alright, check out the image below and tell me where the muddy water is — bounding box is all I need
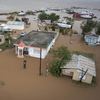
[0,11,100,100]
[0,0,100,12]
[0,34,100,100]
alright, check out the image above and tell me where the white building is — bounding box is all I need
[7,21,24,30]
[14,30,59,59]
[0,24,12,32]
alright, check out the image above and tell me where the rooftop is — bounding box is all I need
[7,21,24,25]
[61,54,96,76]
[14,30,57,49]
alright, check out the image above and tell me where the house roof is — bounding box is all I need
[63,16,68,18]
[18,42,25,47]
[85,32,92,35]
[61,54,96,76]
[85,32,99,37]
[7,21,24,25]
[14,30,57,49]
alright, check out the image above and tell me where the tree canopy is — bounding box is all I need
[38,12,59,22]
[80,20,97,37]
[95,22,100,35]
[49,46,72,77]
[15,18,21,21]
[38,12,48,21]
[48,13,59,22]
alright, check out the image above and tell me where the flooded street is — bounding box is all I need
[0,33,100,100]
[0,7,100,100]
[0,0,100,12]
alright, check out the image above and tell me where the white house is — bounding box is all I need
[7,21,24,30]
[14,30,59,59]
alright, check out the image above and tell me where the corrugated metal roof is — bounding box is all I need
[7,21,24,25]
[62,54,96,76]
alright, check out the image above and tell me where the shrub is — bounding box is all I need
[15,18,20,21]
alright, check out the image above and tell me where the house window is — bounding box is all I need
[64,71,70,74]
[79,74,86,80]
[23,47,28,51]
[34,49,40,54]
[0,39,1,42]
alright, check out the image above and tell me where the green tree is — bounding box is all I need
[38,12,48,21]
[48,13,59,23]
[95,22,100,35]
[49,46,72,77]
[59,27,64,33]
[51,24,56,31]
[80,20,97,37]
[15,18,20,21]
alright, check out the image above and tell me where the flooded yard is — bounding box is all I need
[0,33,100,100]
[0,11,100,100]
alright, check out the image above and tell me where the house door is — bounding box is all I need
[23,47,28,55]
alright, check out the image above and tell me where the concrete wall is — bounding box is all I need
[62,69,73,76]
[39,27,59,34]
[47,28,59,33]
[46,32,59,53]
[28,47,46,59]
[62,69,93,84]
[0,35,5,45]
[73,71,93,84]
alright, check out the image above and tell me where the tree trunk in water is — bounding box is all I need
[80,69,88,83]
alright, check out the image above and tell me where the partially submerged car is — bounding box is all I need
[20,32,26,37]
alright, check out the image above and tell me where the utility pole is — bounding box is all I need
[39,48,42,75]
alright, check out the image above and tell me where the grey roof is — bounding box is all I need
[7,21,24,25]
[14,30,57,48]
[61,54,96,76]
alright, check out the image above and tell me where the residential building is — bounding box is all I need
[7,21,24,30]
[61,54,96,84]
[14,30,59,58]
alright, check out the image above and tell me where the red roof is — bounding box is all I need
[63,16,68,18]
[18,42,25,47]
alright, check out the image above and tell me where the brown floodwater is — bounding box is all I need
[0,11,100,100]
